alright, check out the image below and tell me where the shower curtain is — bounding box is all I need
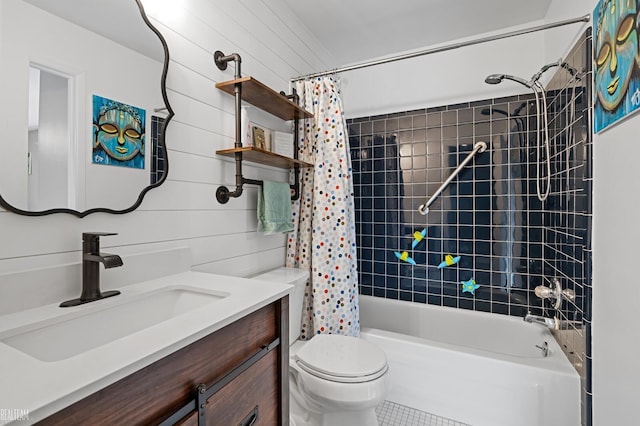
[286,76,360,339]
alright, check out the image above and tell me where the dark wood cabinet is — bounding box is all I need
[39,297,289,425]
[178,352,278,425]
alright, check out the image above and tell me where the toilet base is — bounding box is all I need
[290,394,379,426]
[321,408,379,426]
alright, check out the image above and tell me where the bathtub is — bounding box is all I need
[359,295,580,426]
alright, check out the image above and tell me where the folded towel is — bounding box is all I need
[258,181,294,234]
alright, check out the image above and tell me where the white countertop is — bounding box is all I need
[0,271,292,424]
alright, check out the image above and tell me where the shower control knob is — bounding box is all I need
[534,278,573,310]
[534,285,555,299]
[561,288,576,302]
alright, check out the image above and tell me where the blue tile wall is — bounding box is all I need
[349,94,544,317]
[543,30,592,426]
[150,115,166,185]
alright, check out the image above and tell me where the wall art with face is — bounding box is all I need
[92,95,145,168]
[594,0,640,132]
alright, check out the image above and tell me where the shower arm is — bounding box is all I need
[418,141,487,215]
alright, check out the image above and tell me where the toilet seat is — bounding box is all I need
[295,334,388,383]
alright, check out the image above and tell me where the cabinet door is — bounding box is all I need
[178,351,278,425]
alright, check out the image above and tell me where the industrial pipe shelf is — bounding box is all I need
[215,77,313,121]
[215,146,313,169]
[213,50,313,204]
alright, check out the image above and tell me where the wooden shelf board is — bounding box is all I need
[216,146,313,169]
[215,77,313,121]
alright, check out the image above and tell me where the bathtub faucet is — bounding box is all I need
[534,277,576,310]
[524,312,558,329]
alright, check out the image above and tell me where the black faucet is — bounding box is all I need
[60,232,123,307]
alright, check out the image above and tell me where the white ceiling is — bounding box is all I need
[281,0,554,67]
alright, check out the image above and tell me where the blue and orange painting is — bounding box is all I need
[92,95,145,169]
[593,0,640,132]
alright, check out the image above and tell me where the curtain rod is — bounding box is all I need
[291,14,590,82]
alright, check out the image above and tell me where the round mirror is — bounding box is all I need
[0,0,173,217]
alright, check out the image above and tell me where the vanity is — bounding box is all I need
[0,272,292,425]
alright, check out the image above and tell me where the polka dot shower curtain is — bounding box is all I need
[286,76,360,339]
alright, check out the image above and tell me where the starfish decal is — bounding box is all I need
[461,278,480,294]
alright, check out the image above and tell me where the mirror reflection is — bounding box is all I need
[0,0,170,216]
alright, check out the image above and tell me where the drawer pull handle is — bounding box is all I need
[239,405,259,426]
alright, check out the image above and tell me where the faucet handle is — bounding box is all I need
[83,232,118,240]
[82,232,118,253]
[561,288,576,301]
[535,278,572,310]
[534,286,555,299]
[82,232,118,243]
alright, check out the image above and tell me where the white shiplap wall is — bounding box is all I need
[0,0,334,303]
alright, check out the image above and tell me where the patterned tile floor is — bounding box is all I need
[376,400,471,426]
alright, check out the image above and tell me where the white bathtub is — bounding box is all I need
[359,295,580,426]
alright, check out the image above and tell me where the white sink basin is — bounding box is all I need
[1,286,228,362]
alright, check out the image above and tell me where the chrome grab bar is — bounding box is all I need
[418,141,487,215]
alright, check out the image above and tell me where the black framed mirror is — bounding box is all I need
[0,0,173,217]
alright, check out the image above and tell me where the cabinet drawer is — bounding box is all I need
[179,351,278,425]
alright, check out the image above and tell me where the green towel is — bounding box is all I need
[257,181,294,234]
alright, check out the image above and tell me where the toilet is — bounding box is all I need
[253,267,389,426]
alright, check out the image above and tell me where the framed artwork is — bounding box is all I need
[92,95,146,168]
[593,0,640,133]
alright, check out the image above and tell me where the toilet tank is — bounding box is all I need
[252,267,309,343]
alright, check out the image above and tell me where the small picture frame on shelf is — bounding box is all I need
[252,126,266,150]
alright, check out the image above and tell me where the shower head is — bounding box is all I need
[484,74,505,84]
[481,102,528,122]
[484,74,533,88]
[481,107,509,117]
[512,101,529,116]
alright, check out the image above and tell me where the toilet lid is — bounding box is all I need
[295,334,388,383]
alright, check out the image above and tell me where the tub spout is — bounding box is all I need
[524,312,558,329]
